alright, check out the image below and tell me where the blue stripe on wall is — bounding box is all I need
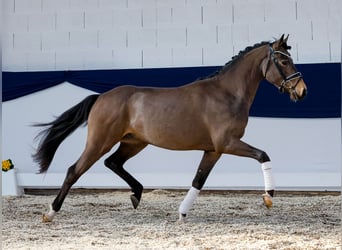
[2,63,341,118]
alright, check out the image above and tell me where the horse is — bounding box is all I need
[33,34,307,222]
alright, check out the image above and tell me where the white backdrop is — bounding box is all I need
[2,0,341,191]
[2,0,341,71]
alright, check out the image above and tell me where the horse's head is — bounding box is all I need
[262,34,307,101]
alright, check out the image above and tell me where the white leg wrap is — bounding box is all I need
[47,204,56,220]
[261,161,275,191]
[179,187,200,215]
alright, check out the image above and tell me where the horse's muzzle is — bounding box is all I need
[292,79,307,101]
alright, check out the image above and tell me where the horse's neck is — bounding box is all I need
[218,46,267,107]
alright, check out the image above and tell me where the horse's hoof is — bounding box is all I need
[42,214,52,223]
[262,193,273,209]
[177,213,186,223]
[130,194,140,209]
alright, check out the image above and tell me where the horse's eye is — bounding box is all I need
[281,60,289,66]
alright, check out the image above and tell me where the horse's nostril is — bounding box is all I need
[302,88,307,97]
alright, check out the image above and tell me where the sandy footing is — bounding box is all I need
[2,190,341,249]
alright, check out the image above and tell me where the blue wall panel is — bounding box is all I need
[3,63,341,118]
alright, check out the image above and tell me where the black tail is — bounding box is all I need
[32,94,99,173]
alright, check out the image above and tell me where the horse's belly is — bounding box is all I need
[137,121,214,151]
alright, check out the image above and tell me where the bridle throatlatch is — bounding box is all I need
[264,45,302,93]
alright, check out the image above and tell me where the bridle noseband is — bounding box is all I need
[264,45,302,93]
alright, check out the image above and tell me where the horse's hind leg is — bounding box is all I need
[43,144,109,222]
[179,151,221,221]
[104,140,147,209]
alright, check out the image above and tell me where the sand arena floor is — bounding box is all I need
[2,189,341,250]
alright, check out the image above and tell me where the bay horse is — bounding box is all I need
[33,35,307,222]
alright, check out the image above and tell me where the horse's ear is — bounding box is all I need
[273,34,285,49]
[274,34,290,49]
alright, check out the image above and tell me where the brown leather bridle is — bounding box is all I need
[264,45,302,94]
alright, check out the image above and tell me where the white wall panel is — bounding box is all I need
[264,0,296,22]
[248,21,312,46]
[156,7,172,27]
[55,49,85,70]
[2,32,14,50]
[113,8,142,28]
[85,10,113,30]
[327,0,342,23]
[68,0,99,9]
[202,4,233,25]
[186,0,218,7]
[283,21,312,42]
[329,41,342,63]
[27,52,56,71]
[217,25,232,45]
[56,11,85,31]
[98,0,127,9]
[112,48,142,68]
[98,29,127,48]
[41,31,70,51]
[127,28,157,48]
[172,6,202,27]
[3,13,28,32]
[296,0,330,22]
[69,30,98,49]
[156,0,185,8]
[248,21,274,45]
[127,0,156,8]
[233,1,265,24]
[142,48,173,68]
[2,0,341,74]
[2,51,28,71]
[172,47,203,67]
[231,23,249,43]
[203,46,233,66]
[297,40,330,63]
[3,0,14,13]
[157,27,186,47]
[312,20,329,42]
[142,8,157,28]
[28,13,56,31]
[83,49,115,69]
[312,20,341,43]
[14,32,41,51]
[42,0,69,11]
[14,0,42,13]
[186,25,217,47]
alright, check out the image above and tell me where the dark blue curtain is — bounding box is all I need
[2,63,341,118]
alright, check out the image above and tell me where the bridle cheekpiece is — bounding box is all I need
[265,45,302,93]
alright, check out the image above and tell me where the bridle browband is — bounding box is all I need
[264,45,302,93]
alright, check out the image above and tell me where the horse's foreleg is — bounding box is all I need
[223,139,275,208]
[104,141,147,209]
[178,151,221,221]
